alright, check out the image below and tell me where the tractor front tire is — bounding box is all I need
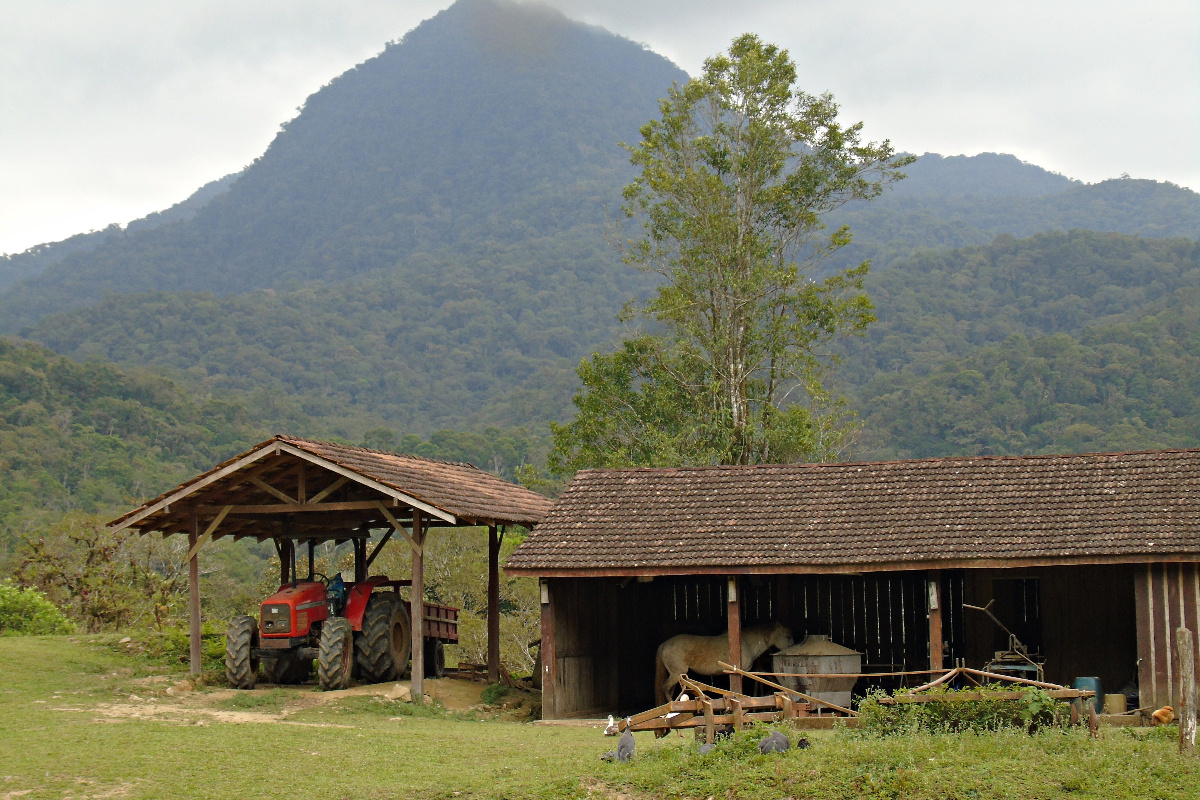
[225,616,259,690]
[424,639,446,679]
[318,618,354,691]
[263,654,310,685]
[357,593,411,683]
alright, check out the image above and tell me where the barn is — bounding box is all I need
[503,449,1200,719]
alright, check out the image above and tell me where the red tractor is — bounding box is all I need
[225,539,456,690]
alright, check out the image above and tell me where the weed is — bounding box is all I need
[482,682,511,704]
[219,688,287,710]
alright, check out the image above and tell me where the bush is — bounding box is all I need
[856,685,1072,735]
[0,579,74,635]
[481,683,512,705]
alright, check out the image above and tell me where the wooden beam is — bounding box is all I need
[187,511,202,676]
[248,476,297,505]
[488,524,501,684]
[198,501,389,514]
[375,502,421,555]
[928,570,944,672]
[540,579,556,719]
[186,505,233,561]
[727,576,742,694]
[276,442,455,524]
[110,441,280,532]
[309,476,349,504]
[364,528,394,572]
[297,462,306,504]
[410,511,426,705]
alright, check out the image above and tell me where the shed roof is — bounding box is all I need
[504,448,1200,576]
[111,435,553,534]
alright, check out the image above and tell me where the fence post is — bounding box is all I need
[1177,627,1196,754]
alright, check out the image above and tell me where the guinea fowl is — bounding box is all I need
[616,719,636,762]
[758,730,790,754]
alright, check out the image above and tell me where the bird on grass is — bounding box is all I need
[604,715,619,736]
[758,730,790,754]
[617,718,636,762]
[795,737,810,750]
[696,742,716,755]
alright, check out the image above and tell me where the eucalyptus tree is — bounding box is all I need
[550,34,912,471]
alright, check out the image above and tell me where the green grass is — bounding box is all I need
[2,636,1200,799]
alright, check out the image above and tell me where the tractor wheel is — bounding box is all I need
[263,654,310,685]
[356,592,411,684]
[318,618,354,691]
[225,615,259,690]
[424,639,446,679]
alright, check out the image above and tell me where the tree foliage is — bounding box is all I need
[552,35,911,470]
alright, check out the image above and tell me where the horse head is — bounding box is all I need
[769,621,794,651]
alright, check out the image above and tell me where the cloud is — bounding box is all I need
[1,0,1196,254]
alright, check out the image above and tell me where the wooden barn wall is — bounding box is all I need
[548,578,619,719]
[1136,563,1200,710]
[961,565,1137,694]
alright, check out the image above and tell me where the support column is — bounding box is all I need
[727,576,742,695]
[540,579,556,718]
[487,524,502,684]
[410,510,426,704]
[928,570,944,671]
[187,511,202,676]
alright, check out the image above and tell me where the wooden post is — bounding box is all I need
[487,524,501,684]
[727,576,743,694]
[410,510,425,704]
[1178,627,1197,754]
[928,571,944,671]
[540,579,556,719]
[187,511,202,676]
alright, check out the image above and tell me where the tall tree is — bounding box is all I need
[551,34,912,471]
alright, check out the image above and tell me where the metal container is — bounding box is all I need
[1103,693,1127,714]
[771,635,861,709]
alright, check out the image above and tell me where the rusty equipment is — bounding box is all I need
[963,599,1045,683]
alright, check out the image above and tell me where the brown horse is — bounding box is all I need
[654,621,793,703]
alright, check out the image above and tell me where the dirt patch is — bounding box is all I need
[580,778,642,800]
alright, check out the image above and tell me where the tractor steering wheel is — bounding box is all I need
[310,572,330,586]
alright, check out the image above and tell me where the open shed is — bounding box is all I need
[504,448,1200,719]
[111,435,552,696]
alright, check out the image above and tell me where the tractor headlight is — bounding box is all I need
[260,603,292,634]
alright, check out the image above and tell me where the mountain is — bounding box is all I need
[845,230,1200,459]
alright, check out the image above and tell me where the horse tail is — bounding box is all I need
[654,643,668,706]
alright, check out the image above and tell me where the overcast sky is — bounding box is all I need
[2,0,1196,255]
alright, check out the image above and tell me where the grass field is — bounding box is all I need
[2,636,1200,799]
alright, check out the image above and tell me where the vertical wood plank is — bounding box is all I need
[1178,626,1197,754]
[727,576,743,694]
[487,524,501,684]
[928,570,944,671]
[410,510,425,704]
[1163,564,1175,705]
[1137,564,1158,708]
[188,511,202,676]
[541,579,557,719]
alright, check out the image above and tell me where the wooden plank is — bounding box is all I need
[185,505,232,561]
[488,525,501,684]
[727,576,742,695]
[541,580,557,719]
[880,689,1092,704]
[309,476,349,505]
[1178,626,1197,753]
[248,476,297,505]
[928,570,944,671]
[729,697,743,731]
[375,503,421,555]
[410,511,426,705]
[198,500,390,514]
[110,441,280,532]
[187,512,201,676]
[718,661,856,716]
[703,699,715,744]
[363,528,394,572]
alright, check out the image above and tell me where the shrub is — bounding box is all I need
[0,579,74,635]
[481,683,512,704]
[856,685,1072,735]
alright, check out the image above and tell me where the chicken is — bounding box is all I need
[1152,706,1175,726]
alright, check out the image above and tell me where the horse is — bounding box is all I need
[654,621,793,704]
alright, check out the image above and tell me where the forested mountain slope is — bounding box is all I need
[847,231,1200,459]
[0,0,685,330]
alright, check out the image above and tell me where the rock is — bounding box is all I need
[384,684,411,702]
[118,637,132,644]
[697,743,716,755]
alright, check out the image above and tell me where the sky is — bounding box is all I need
[1,0,1196,256]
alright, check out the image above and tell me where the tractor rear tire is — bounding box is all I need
[225,616,259,690]
[356,592,411,683]
[318,618,354,691]
[424,639,446,679]
[263,654,310,685]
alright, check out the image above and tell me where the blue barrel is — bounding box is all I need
[1073,676,1102,715]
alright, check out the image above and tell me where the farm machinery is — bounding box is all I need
[225,537,457,690]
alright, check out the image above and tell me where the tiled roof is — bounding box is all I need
[504,449,1200,574]
[276,436,552,526]
[110,435,553,530]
